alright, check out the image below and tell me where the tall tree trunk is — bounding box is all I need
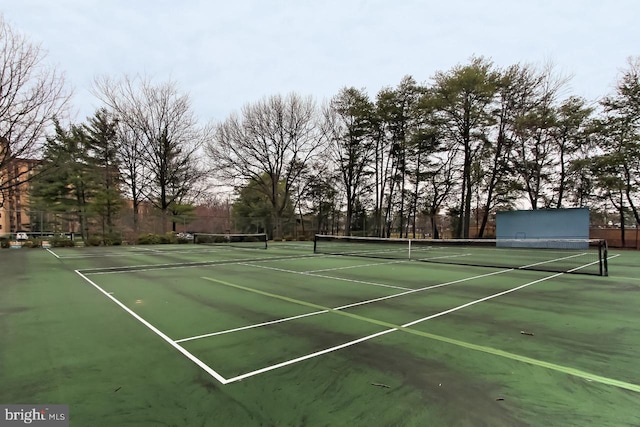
[133,202,139,234]
[430,212,440,239]
[619,193,626,248]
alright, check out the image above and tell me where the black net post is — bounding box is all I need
[602,240,608,277]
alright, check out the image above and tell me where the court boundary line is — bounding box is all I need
[74,270,230,384]
[303,259,409,273]
[175,310,330,343]
[46,248,60,259]
[201,275,640,393]
[52,247,622,388]
[176,251,607,343]
[48,248,225,259]
[46,245,262,260]
[78,253,319,275]
[237,262,413,291]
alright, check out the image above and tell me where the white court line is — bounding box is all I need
[239,262,413,291]
[225,330,396,383]
[55,252,160,259]
[181,251,600,343]
[74,270,229,384]
[46,248,60,259]
[51,243,277,260]
[50,247,226,259]
[304,259,409,273]
[80,254,318,275]
[54,248,614,385]
[223,271,562,383]
[402,273,563,327]
[221,251,612,382]
[521,252,587,268]
[175,268,512,342]
[175,310,329,343]
[412,253,473,261]
[135,247,161,253]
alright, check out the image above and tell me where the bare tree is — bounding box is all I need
[114,121,149,233]
[93,75,211,233]
[208,93,327,239]
[511,61,572,209]
[0,14,71,206]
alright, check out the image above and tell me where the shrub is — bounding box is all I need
[196,235,226,244]
[0,237,9,249]
[30,239,45,248]
[159,232,178,244]
[103,233,123,246]
[137,233,161,245]
[51,237,74,247]
[86,236,102,246]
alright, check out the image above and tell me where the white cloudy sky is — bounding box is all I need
[3,0,639,123]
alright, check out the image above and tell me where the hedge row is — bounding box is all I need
[0,236,74,248]
[1,232,192,249]
[136,233,190,245]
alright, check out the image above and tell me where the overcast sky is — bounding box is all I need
[3,1,639,123]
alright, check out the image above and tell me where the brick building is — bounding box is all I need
[0,138,38,235]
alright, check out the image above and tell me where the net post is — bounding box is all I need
[602,240,608,277]
[408,239,412,260]
[313,234,318,254]
[598,240,603,276]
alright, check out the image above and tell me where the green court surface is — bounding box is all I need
[1,242,639,426]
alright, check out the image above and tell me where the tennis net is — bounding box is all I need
[193,233,268,249]
[313,235,608,276]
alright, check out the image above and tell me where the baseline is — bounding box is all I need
[49,246,231,260]
[79,254,318,275]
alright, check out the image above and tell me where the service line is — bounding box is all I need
[202,275,640,393]
[174,267,512,343]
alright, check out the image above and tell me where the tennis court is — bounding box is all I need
[1,239,639,426]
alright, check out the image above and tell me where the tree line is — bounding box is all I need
[28,77,211,242]
[212,58,640,240]
[1,15,639,241]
